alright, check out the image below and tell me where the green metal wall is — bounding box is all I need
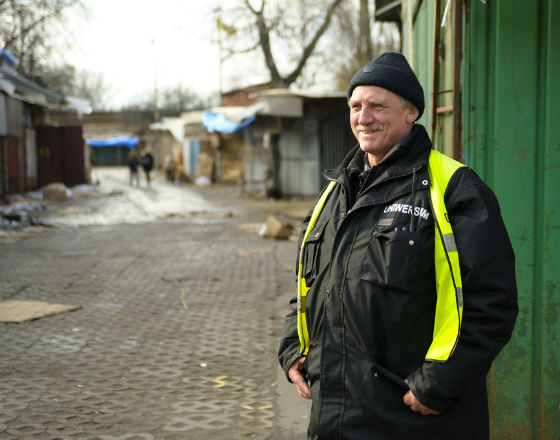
[406,0,559,438]
[410,0,434,133]
[92,146,130,167]
[407,0,456,157]
[463,1,560,439]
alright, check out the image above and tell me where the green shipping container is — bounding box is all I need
[403,0,560,438]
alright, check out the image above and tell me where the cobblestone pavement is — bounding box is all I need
[0,168,311,439]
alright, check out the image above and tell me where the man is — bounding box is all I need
[127,150,140,186]
[142,149,154,186]
[278,52,518,439]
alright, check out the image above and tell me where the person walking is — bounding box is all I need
[127,150,140,187]
[164,154,174,183]
[278,52,518,439]
[142,149,154,186]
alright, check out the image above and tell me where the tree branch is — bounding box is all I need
[284,0,344,85]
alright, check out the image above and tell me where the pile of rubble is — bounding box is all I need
[0,182,99,232]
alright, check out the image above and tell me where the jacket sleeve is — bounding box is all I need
[408,167,518,412]
[277,208,314,380]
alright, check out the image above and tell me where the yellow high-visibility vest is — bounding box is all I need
[297,150,465,362]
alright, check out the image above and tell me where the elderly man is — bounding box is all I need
[278,52,518,439]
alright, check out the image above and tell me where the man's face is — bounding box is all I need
[348,85,419,166]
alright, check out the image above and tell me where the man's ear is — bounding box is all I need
[407,106,419,123]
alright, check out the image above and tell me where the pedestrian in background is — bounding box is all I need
[127,150,140,186]
[142,149,154,186]
[278,52,518,439]
[164,154,174,182]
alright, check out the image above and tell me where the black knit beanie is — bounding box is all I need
[347,52,425,120]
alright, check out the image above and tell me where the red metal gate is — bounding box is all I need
[1,135,22,195]
[36,126,85,187]
[62,127,85,187]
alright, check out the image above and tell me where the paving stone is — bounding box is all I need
[0,180,308,439]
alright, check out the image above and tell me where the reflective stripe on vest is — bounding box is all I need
[296,150,465,362]
[296,180,337,356]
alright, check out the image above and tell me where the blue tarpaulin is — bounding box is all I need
[0,48,19,66]
[86,137,139,149]
[202,110,256,134]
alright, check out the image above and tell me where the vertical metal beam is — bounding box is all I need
[430,0,442,142]
[452,0,462,161]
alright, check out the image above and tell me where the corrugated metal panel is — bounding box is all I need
[243,125,267,194]
[278,99,352,198]
[5,96,24,138]
[318,99,355,181]
[24,128,36,189]
[404,0,560,438]
[279,114,320,197]
[463,1,560,438]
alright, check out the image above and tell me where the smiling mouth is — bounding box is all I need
[357,125,383,134]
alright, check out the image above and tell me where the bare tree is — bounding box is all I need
[357,0,373,64]
[330,0,400,90]
[35,63,110,111]
[0,0,83,78]
[71,70,110,111]
[216,0,344,89]
[121,85,207,117]
[159,85,206,114]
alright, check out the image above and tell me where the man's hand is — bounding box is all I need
[288,357,312,399]
[403,379,439,415]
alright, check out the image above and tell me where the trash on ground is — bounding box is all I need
[71,184,100,198]
[0,299,81,323]
[0,197,46,232]
[212,375,228,388]
[195,176,211,186]
[43,182,70,201]
[260,214,295,240]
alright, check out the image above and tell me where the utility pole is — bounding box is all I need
[215,6,223,96]
[152,38,160,122]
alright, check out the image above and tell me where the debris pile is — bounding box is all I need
[259,214,295,240]
[1,183,100,233]
[0,196,45,230]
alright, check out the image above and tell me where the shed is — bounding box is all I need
[0,49,88,195]
[245,89,354,198]
[86,137,139,167]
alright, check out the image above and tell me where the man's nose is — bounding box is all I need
[357,108,374,125]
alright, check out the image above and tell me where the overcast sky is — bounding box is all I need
[64,0,236,109]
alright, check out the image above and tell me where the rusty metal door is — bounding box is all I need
[1,135,21,194]
[36,126,85,187]
[62,126,85,187]
[36,126,64,186]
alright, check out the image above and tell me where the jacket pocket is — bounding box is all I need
[359,228,420,292]
[301,219,329,286]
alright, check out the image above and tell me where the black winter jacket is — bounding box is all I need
[278,125,518,440]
